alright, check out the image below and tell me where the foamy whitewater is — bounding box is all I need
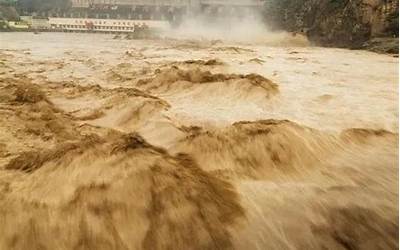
[0,31,398,249]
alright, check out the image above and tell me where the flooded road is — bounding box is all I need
[0,32,398,249]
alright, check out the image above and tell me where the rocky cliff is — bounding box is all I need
[264,0,398,52]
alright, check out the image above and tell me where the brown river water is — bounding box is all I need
[0,32,398,249]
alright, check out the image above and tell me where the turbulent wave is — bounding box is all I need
[134,67,279,106]
[1,133,244,250]
[0,35,398,250]
[172,119,336,179]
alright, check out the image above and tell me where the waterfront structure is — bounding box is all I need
[7,20,29,29]
[11,0,265,32]
[70,0,264,8]
[71,0,191,8]
[15,0,264,24]
[66,0,264,21]
[21,16,51,29]
[48,17,168,32]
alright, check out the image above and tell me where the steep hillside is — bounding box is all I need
[0,4,19,21]
[264,0,399,52]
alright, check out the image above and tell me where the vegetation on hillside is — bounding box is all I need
[16,0,71,14]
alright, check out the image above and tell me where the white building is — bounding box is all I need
[48,17,170,32]
[7,21,29,29]
[71,0,192,8]
[70,0,264,8]
[20,16,51,29]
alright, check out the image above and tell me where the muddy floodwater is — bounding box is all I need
[0,32,398,249]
